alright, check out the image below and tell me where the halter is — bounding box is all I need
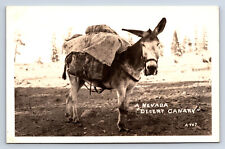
[145,58,158,64]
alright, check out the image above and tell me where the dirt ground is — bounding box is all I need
[15,81,211,136]
[14,53,212,136]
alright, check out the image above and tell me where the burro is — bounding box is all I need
[62,18,167,132]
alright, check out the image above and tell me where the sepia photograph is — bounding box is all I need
[6,6,219,143]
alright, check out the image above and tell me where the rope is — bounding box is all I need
[83,81,105,95]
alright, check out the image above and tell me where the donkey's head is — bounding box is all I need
[122,18,166,76]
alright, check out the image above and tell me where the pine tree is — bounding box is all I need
[181,36,187,52]
[14,33,25,62]
[202,29,208,51]
[182,36,192,53]
[187,37,193,52]
[171,30,180,56]
[51,33,59,62]
[194,29,199,52]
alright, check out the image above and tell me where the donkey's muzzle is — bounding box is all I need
[145,65,158,76]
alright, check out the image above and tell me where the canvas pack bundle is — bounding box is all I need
[63,24,131,81]
[63,25,131,66]
[66,52,110,81]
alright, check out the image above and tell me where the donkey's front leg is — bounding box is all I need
[116,86,129,132]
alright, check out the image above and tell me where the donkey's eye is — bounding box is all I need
[157,42,160,47]
[142,44,146,47]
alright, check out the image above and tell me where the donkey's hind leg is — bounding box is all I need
[66,75,84,123]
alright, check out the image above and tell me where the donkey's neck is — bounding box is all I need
[115,40,144,81]
[126,40,144,69]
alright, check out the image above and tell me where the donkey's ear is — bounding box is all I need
[153,18,167,35]
[122,29,144,37]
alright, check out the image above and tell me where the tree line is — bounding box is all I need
[171,29,208,56]
[14,28,209,63]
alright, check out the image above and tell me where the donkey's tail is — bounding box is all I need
[62,64,67,80]
[62,52,74,80]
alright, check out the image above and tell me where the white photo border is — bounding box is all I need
[6,6,220,143]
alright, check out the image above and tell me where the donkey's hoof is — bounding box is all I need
[119,127,130,132]
[72,118,80,124]
[117,123,129,132]
[65,113,70,117]
[72,120,80,124]
[65,117,73,123]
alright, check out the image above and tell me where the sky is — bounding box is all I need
[7,6,219,63]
